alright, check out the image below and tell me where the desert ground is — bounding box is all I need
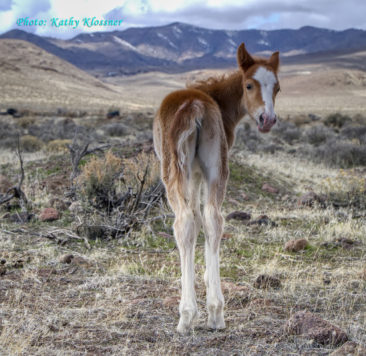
[0,39,366,355]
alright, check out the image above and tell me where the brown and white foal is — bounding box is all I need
[153,43,280,334]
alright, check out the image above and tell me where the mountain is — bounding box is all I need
[1,23,366,75]
[0,39,127,112]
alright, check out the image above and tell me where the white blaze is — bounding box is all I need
[253,67,277,117]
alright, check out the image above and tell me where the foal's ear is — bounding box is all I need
[269,51,280,72]
[237,43,255,72]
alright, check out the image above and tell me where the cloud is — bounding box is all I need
[0,0,365,38]
[0,0,12,11]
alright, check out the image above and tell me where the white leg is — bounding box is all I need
[174,206,198,334]
[203,203,225,329]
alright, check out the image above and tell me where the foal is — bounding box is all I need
[153,43,280,334]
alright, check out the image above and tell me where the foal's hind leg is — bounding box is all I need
[202,167,228,330]
[166,177,201,334]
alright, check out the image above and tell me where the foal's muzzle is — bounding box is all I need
[258,113,277,133]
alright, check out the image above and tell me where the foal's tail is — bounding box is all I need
[168,99,204,193]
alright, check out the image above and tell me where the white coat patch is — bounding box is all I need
[253,67,277,116]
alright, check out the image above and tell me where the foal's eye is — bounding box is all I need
[246,84,253,90]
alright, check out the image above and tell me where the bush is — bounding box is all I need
[271,122,302,144]
[340,125,366,141]
[324,113,352,128]
[17,117,36,128]
[45,139,72,153]
[101,123,128,137]
[28,118,96,142]
[235,125,262,152]
[20,135,44,152]
[76,150,164,239]
[78,150,122,209]
[312,140,366,167]
[0,121,17,149]
[305,125,334,146]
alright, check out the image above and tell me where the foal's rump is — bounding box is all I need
[165,92,223,192]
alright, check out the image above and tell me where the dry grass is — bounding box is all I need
[0,138,365,355]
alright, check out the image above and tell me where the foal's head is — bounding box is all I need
[237,43,280,133]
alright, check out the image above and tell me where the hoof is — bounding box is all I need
[177,321,192,335]
[207,318,226,330]
[207,304,225,330]
[177,308,197,335]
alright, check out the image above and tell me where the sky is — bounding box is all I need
[0,0,365,39]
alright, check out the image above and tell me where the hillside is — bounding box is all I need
[0,39,138,112]
[1,23,366,75]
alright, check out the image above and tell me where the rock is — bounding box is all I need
[0,175,12,194]
[284,238,309,252]
[329,341,366,356]
[222,232,233,239]
[60,254,74,264]
[107,110,120,119]
[226,211,251,221]
[0,266,6,276]
[249,215,277,227]
[6,108,18,116]
[39,208,60,222]
[253,274,281,289]
[284,310,348,346]
[262,183,279,194]
[298,192,326,207]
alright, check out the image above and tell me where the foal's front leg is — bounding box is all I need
[174,205,198,334]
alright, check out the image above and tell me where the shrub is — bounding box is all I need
[20,135,44,152]
[271,122,302,144]
[305,125,334,146]
[123,152,160,189]
[0,121,17,149]
[340,125,366,141]
[324,113,351,128]
[45,139,72,153]
[76,150,164,239]
[312,140,366,167]
[101,123,128,137]
[78,150,122,209]
[17,117,36,128]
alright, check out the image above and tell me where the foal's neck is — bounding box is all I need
[201,71,246,148]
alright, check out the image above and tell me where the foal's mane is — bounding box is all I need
[186,56,269,94]
[186,70,242,93]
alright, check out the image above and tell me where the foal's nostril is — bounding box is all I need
[259,114,264,126]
